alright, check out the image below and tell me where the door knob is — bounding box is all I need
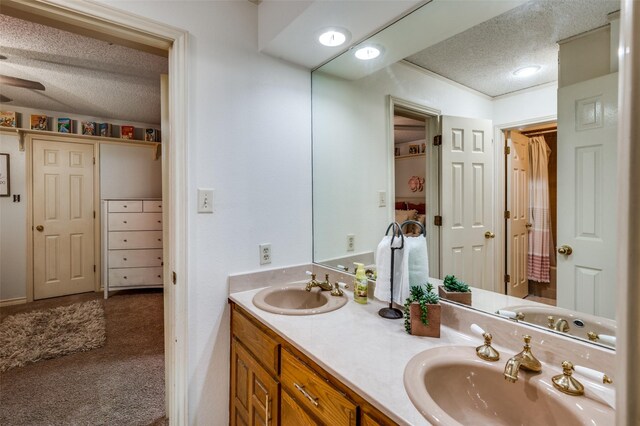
[558,245,573,255]
[36,225,44,232]
[525,222,532,229]
[484,231,495,239]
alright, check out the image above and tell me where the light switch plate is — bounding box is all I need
[378,190,386,207]
[197,188,214,213]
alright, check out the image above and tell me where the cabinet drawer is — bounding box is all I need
[108,249,163,268]
[143,200,163,212]
[281,349,356,426]
[108,267,163,287]
[232,308,279,377]
[108,231,163,249]
[108,213,162,231]
[108,200,142,212]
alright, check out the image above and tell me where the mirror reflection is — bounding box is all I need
[312,0,620,349]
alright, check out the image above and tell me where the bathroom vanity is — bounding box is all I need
[228,266,615,426]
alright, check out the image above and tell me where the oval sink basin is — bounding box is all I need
[252,283,347,315]
[404,346,614,425]
[502,304,617,348]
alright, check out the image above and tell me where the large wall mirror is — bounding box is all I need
[312,0,620,350]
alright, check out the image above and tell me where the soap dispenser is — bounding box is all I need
[353,263,368,304]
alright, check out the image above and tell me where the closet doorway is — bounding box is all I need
[504,122,557,304]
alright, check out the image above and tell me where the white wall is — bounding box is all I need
[97,1,313,424]
[0,134,26,302]
[492,83,558,127]
[313,61,493,263]
[100,144,162,199]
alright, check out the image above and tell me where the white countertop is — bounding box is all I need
[230,285,486,426]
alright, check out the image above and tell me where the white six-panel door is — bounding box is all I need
[556,73,618,319]
[33,139,95,299]
[441,116,494,290]
[507,131,529,298]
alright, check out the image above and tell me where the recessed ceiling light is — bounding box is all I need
[318,29,348,47]
[355,45,382,61]
[513,65,541,77]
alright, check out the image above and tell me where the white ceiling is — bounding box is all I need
[0,14,168,125]
[394,115,425,144]
[405,0,620,97]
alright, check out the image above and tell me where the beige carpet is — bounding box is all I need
[0,300,106,372]
[0,290,165,425]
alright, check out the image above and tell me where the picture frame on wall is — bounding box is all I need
[0,153,9,197]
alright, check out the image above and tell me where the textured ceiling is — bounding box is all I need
[405,0,620,97]
[0,14,167,124]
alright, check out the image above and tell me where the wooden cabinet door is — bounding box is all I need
[281,389,321,426]
[231,338,279,426]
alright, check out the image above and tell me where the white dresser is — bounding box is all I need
[102,199,163,298]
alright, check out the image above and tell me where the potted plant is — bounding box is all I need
[438,275,472,306]
[403,283,441,337]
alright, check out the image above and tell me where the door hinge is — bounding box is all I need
[504,210,511,219]
[93,265,96,272]
[504,145,511,155]
[93,210,95,219]
[434,215,442,226]
[172,271,177,285]
[433,135,442,146]
[504,274,511,283]
[93,157,96,164]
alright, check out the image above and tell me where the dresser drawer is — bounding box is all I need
[231,308,280,377]
[143,200,163,212]
[108,200,142,213]
[108,249,163,268]
[108,267,163,287]
[281,349,356,426]
[108,231,163,249]
[108,213,162,231]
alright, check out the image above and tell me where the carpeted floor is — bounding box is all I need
[0,289,166,426]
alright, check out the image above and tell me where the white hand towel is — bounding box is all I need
[394,235,428,304]
[374,235,405,303]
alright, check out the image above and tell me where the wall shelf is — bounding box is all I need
[0,127,161,160]
[395,153,426,160]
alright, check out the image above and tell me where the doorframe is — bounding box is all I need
[387,96,441,278]
[26,135,101,302]
[493,115,556,295]
[5,1,190,423]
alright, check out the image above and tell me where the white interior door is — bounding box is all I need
[557,73,618,319]
[33,139,95,299]
[506,131,529,298]
[440,116,494,289]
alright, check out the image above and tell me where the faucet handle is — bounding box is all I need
[470,324,500,362]
[523,335,532,347]
[330,282,344,297]
[552,361,585,396]
[547,316,555,328]
[574,365,613,384]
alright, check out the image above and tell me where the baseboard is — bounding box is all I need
[0,297,27,307]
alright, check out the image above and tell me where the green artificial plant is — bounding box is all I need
[403,283,440,334]
[443,274,471,293]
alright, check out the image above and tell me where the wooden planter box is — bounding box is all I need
[410,302,441,338]
[438,285,472,306]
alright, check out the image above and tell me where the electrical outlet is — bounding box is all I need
[347,234,355,252]
[378,190,387,207]
[197,188,214,213]
[259,243,272,265]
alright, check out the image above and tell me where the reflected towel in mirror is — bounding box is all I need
[374,235,405,303]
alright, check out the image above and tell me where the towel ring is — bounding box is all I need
[385,222,405,250]
[400,220,426,237]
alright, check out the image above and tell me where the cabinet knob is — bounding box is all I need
[123,205,127,208]
[124,239,128,242]
[123,276,127,279]
[157,275,161,278]
[157,220,161,223]
[157,257,161,260]
[123,258,127,261]
[157,238,161,242]
[123,221,127,224]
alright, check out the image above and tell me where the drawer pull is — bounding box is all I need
[124,205,127,208]
[123,221,128,224]
[157,275,161,278]
[158,220,161,223]
[157,238,161,242]
[124,239,128,242]
[157,257,161,260]
[264,395,270,426]
[294,383,319,407]
[123,258,127,261]
[123,276,127,279]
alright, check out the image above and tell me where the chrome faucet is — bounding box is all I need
[305,273,332,292]
[504,335,542,383]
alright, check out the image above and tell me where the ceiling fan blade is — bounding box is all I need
[0,94,13,103]
[0,75,45,91]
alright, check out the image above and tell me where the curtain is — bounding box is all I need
[527,136,553,282]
